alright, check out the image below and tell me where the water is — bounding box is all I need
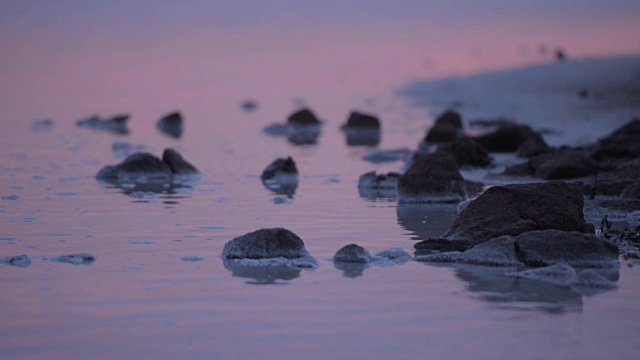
[2,2,640,359]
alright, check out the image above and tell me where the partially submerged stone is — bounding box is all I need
[96,148,199,183]
[342,111,380,129]
[440,181,594,245]
[621,181,640,200]
[156,111,183,138]
[222,228,313,260]
[76,114,129,134]
[287,108,320,126]
[334,244,372,263]
[506,263,576,286]
[459,236,524,266]
[398,152,467,203]
[424,110,464,143]
[0,254,32,268]
[50,253,96,265]
[358,171,400,189]
[438,137,492,167]
[529,149,596,180]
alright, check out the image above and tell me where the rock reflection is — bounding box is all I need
[262,178,297,198]
[98,178,198,203]
[333,262,369,278]
[396,203,458,241]
[263,124,322,146]
[222,258,302,285]
[358,187,397,201]
[343,128,381,146]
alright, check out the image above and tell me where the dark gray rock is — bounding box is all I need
[439,181,594,245]
[515,230,619,268]
[358,171,400,189]
[530,149,596,180]
[156,111,183,138]
[342,111,380,129]
[475,123,540,153]
[438,137,492,167]
[261,157,297,180]
[241,100,258,112]
[222,228,311,259]
[96,149,198,182]
[333,244,372,263]
[162,148,199,175]
[76,114,129,135]
[50,253,96,265]
[621,181,640,200]
[517,134,551,157]
[1,254,32,267]
[287,108,320,126]
[459,236,523,266]
[424,110,464,143]
[398,152,467,203]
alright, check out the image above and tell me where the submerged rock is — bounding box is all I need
[31,119,54,132]
[76,114,129,134]
[358,171,400,189]
[459,236,523,267]
[398,152,467,203]
[341,111,381,146]
[287,108,320,126]
[241,100,258,112]
[342,111,380,129]
[333,244,372,263]
[506,263,576,286]
[222,228,313,260]
[50,253,96,265]
[156,111,183,138]
[261,157,298,196]
[96,148,199,183]
[424,110,464,143]
[439,181,594,246]
[0,254,32,267]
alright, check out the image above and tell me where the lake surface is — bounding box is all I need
[2,2,640,359]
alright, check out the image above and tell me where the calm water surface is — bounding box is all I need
[1,2,640,359]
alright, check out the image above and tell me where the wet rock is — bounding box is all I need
[506,263,576,286]
[602,229,640,259]
[572,269,618,289]
[398,152,467,203]
[162,148,198,175]
[261,157,298,196]
[96,148,198,183]
[440,181,594,245]
[598,118,640,150]
[76,114,129,134]
[222,228,313,260]
[621,181,640,199]
[529,149,597,180]
[50,253,96,265]
[261,157,297,180]
[438,137,492,167]
[414,251,463,263]
[334,244,372,263]
[156,111,183,138]
[468,118,514,129]
[413,238,475,255]
[342,111,380,129]
[459,236,523,266]
[515,230,619,268]
[424,110,464,143]
[358,171,399,189]
[287,108,320,126]
[0,254,32,268]
[517,134,551,157]
[343,128,380,146]
[475,123,540,153]
[241,100,258,112]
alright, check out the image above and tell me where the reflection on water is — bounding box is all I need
[333,261,368,278]
[343,128,381,147]
[358,187,397,201]
[263,124,322,146]
[98,178,198,203]
[222,258,302,285]
[396,203,459,240]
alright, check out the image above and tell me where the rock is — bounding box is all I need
[414,251,463,263]
[424,110,464,143]
[626,211,640,228]
[358,171,400,189]
[333,244,372,263]
[343,128,381,146]
[0,254,32,267]
[261,157,298,180]
[162,148,199,175]
[459,236,524,266]
[506,263,576,286]
[438,137,492,167]
[440,181,594,245]
[342,111,380,129]
[572,269,618,289]
[529,149,596,180]
[515,230,619,268]
[398,152,467,203]
[517,135,550,157]
[621,181,640,199]
[241,100,258,112]
[598,118,640,149]
[156,111,183,138]
[475,123,540,153]
[414,238,475,255]
[602,229,640,259]
[287,108,320,126]
[96,149,198,183]
[50,253,96,265]
[468,118,514,129]
[76,114,129,134]
[556,48,566,62]
[222,228,313,260]
[261,157,298,196]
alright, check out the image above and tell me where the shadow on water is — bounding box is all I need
[222,258,302,285]
[396,203,459,241]
[98,178,199,203]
